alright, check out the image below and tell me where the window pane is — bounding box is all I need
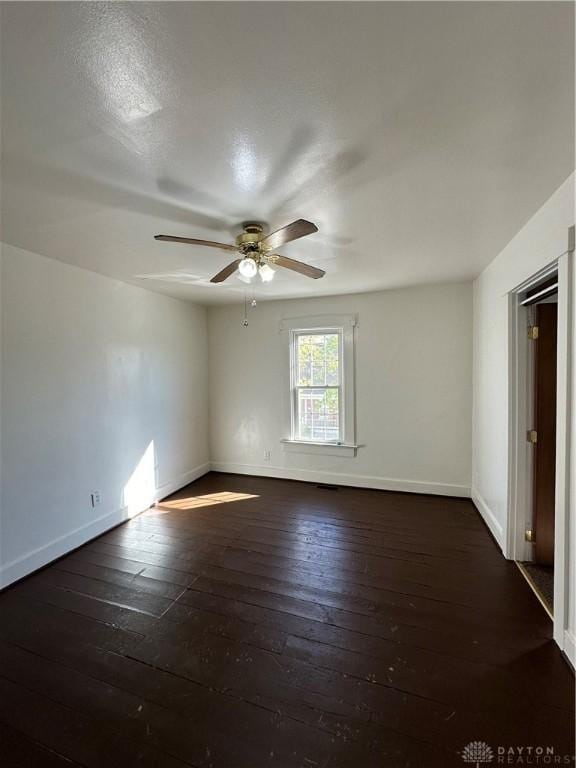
[297,388,340,442]
[296,333,339,387]
[325,333,339,385]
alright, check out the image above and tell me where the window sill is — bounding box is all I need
[281,439,358,457]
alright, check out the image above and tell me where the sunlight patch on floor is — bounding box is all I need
[148,491,259,513]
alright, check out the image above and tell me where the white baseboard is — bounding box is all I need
[471,486,504,549]
[0,506,130,589]
[210,461,470,498]
[0,462,211,590]
[155,463,211,501]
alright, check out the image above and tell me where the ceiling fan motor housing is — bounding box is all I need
[236,222,269,259]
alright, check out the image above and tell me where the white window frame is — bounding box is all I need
[280,314,357,457]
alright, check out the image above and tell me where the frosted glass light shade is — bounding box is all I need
[238,257,257,278]
[259,264,275,282]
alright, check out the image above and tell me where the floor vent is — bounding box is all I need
[316,484,339,491]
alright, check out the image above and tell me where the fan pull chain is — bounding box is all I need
[243,292,249,327]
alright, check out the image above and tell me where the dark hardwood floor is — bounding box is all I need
[0,473,573,767]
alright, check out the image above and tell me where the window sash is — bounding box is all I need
[294,332,340,388]
[290,329,344,444]
[293,385,342,443]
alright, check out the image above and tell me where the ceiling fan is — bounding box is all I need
[154,219,325,283]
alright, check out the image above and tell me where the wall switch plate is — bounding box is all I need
[264,450,271,462]
[91,491,102,507]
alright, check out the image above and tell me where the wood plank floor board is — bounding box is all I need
[206,548,552,629]
[125,622,459,756]
[88,536,229,563]
[26,567,182,616]
[179,574,545,664]
[152,603,288,653]
[235,525,507,566]
[202,541,523,591]
[0,722,82,767]
[0,676,191,768]
[0,638,453,766]
[85,539,225,572]
[155,498,489,535]
[214,546,541,618]
[0,591,144,654]
[0,641,357,768]
[4,578,164,634]
[60,548,198,587]
[70,540,546,639]
[194,562,551,643]
[0,625,445,760]
[53,558,194,598]
[0,472,573,766]
[144,498,504,536]
[169,587,545,688]
[132,508,506,553]
[111,516,504,562]
[145,499,490,531]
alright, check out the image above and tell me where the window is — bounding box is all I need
[292,330,342,442]
[281,314,357,455]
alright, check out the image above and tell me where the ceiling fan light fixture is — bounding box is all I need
[259,263,275,282]
[238,257,257,278]
[154,220,324,283]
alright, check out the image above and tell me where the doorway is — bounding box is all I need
[520,289,558,616]
[508,248,572,658]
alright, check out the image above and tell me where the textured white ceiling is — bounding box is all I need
[1,2,574,304]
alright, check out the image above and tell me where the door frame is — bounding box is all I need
[507,241,573,656]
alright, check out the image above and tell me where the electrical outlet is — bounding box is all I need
[91,491,102,508]
[264,450,271,462]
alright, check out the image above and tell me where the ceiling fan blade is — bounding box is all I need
[210,260,241,283]
[274,254,325,279]
[154,235,237,252]
[261,219,318,251]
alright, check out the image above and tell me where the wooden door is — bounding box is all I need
[532,302,557,565]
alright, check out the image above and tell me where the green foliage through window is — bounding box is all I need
[294,332,341,442]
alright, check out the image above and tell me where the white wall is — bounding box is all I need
[0,244,210,588]
[472,172,575,660]
[208,283,473,497]
[472,174,574,539]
